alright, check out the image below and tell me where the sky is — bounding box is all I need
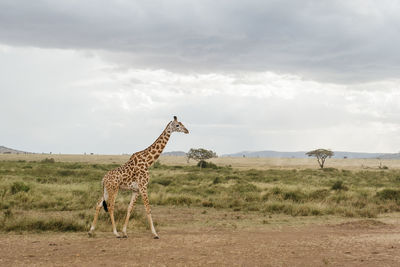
[1,0,400,155]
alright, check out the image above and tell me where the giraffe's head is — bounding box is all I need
[169,116,189,134]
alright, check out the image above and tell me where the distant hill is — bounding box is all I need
[162,151,187,156]
[378,153,400,159]
[0,146,32,154]
[222,150,399,159]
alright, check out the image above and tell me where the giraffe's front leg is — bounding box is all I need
[140,186,159,239]
[122,191,139,238]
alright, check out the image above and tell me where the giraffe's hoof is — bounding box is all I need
[88,232,94,238]
[154,236,160,239]
[122,235,128,238]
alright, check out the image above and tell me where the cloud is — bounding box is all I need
[4,45,400,154]
[1,1,400,154]
[0,0,399,82]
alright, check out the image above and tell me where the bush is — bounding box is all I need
[331,180,348,191]
[271,187,282,195]
[376,189,400,201]
[197,160,218,169]
[202,200,213,207]
[213,177,222,184]
[3,209,13,218]
[10,182,30,194]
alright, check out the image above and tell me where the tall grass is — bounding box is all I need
[1,160,400,232]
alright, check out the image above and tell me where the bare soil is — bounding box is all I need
[1,219,399,266]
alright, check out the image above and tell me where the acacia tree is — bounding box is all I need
[306,149,334,169]
[186,148,217,163]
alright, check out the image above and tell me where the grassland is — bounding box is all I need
[0,155,400,233]
[2,153,400,169]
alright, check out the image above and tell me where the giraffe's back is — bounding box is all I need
[102,155,148,191]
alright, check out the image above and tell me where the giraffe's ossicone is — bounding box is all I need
[88,116,189,238]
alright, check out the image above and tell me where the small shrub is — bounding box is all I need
[213,177,222,184]
[3,209,13,219]
[229,199,244,209]
[376,189,400,201]
[311,209,322,216]
[202,200,213,207]
[271,187,282,195]
[331,180,348,191]
[10,182,30,194]
[197,160,218,169]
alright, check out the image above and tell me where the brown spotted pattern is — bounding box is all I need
[88,116,189,238]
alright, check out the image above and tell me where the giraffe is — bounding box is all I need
[88,116,189,238]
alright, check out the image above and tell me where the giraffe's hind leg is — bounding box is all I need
[107,191,121,238]
[88,196,104,236]
[122,191,139,238]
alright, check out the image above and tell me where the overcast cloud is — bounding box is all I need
[1,1,400,154]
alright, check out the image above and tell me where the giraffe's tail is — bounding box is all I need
[102,186,109,212]
[102,200,108,212]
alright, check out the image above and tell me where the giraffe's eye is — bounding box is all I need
[176,124,179,127]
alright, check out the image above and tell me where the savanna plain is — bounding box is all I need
[0,154,400,266]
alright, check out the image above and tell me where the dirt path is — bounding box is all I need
[1,220,399,266]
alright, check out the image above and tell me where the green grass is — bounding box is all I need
[1,160,400,232]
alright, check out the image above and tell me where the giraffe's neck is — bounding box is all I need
[147,125,171,154]
[131,123,172,166]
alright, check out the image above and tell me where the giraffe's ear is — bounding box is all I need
[173,116,177,121]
